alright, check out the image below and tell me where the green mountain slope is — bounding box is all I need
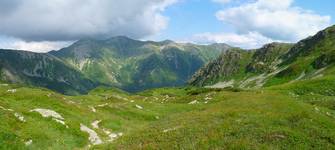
[188,48,254,86]
[50,36,229,92]
[0,37,229,94]
[1,78,335,149]
[0,49,96,95]
[189,25,335,89]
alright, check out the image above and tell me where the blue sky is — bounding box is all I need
[295,0,335,19]
[158,0,225,39]
[156,0,335,43]
[0,0,334,52]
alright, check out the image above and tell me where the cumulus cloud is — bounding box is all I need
[216,0,331,42]
[10,41,71,53]
[0,0,177,41]
[0,36,71,52]
[192,32,274,49]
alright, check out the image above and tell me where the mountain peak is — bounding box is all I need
[47,37,226,92]
[160,39,175,44]
[71,38,100,47]
[106,36,136,42]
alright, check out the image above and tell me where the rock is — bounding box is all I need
[188,100,198,104]
[68,101,76,104]
[31,109,64,120]
[97,103,108,107]
[31,108,67,127]
[7,89,17,93]
[204,97,212,101]
[205,80,234,89]
[14,113,26,122]
[111,94,129,101]
[53,118,68,128]
[25,139,33,146]
[89,106,96,113]
[135,105,143,110]
[80,124,103,145]
[0,106,14,112]
[91,120,101,129]
[102,129,123,142]
[163,127,179,133]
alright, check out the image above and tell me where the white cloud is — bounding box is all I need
[192,32,274,49]
[216,0,331,42]
[0,0,177,41]
[11,41,72,53]
[212,0,232,4]
[0,36,71,53]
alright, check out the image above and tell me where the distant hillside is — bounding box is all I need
[50,36,229,92]
[189,43,293,87]
[0,37,230,94]
[0,50,96,95]
[189,25,335,89]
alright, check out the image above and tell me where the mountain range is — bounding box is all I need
[2,25,335,95]
[0,36,229,94]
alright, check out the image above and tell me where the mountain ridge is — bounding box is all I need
[0,49,96,95]
[189,25,335,89]
[49,37,230,92]
[0,37,231,94]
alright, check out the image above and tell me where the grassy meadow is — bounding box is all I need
[0,77,335,149]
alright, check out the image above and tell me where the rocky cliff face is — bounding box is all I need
[246,43,293,73]
[189,25,335,89]
[189,48,253,86]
